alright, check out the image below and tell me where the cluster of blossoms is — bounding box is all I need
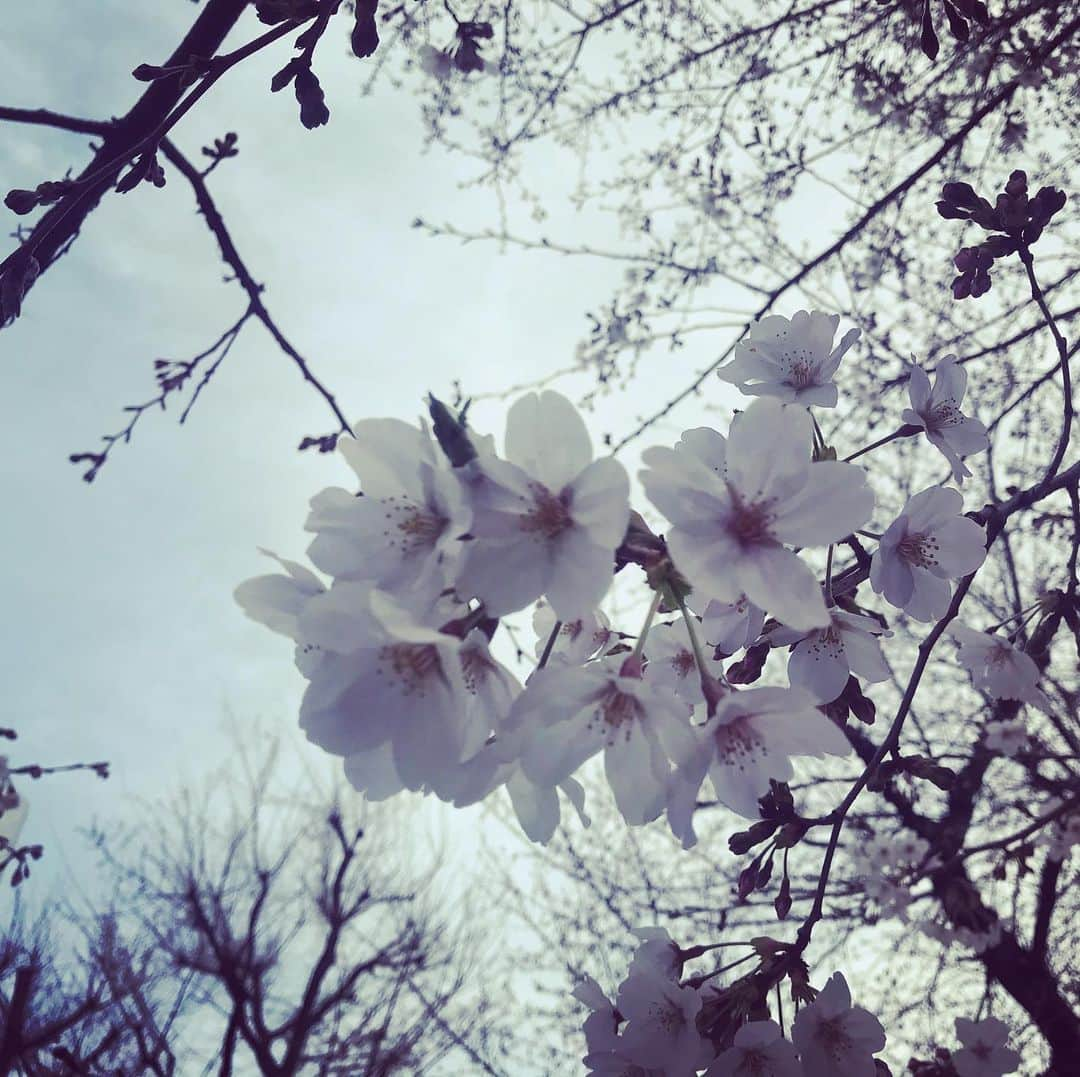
[233,309,1046,851]
[234,308,1056,1073]
[570,927,1021,1076]
[575,928,890,1076]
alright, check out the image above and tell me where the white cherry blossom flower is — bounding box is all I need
[666,686,851,843]
[870,486,986,622]
[641,399,874,631]
[456,391,630,619]
[533,601,614,666]
[902,357,989,484]
[862,875,913,919]
[951,1017,1020,1077]
[705,1020,801,1077]
[615,967,707,1074]
[574,975,621,1057]
[770,610,890,703]
[305,417,471,598]
[234,549,330,675]
[504,768,591,844]
[235,549,326,640]
[701,596,765,655]
[985,718,1027,757]
[717,311,860,408]
[296,584,477,798]
[644,619,725,705]
[949,622,1051,709]
[626,926,683,981]
[790,972,885,1077]
[508,662,691,825]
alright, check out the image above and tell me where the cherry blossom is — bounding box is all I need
[949,622,1051,709]
[901,357,989,484]
[666,686,851,844]
[625,926,684,981]
[234,549,330,676]
[304,417,471,598]
[503,768,591,844]
[645,618,725,705]
[870,486,986,621]
[574,975,621,1057]
[641,399,874,630]
[701,596,765,656]
[790,972,885,1077]
[508,662,691,825]
[770,610,890,703]
[533,601,614,666]
[717,311,860,408]
[951,1017,1020,1077]
[705,1020,801,1077]
[615,967,708,1074]
[296,584,480,798]
[456,390,630,619]
[984,718,1027,757]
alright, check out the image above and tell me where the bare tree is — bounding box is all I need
[0,738,509,1076]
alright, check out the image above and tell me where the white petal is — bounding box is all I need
[339,418,432,499]
[738,545,829,630]
[568,456,631,547]
[725,398,812,502]
[504,390,593,491]
[789,635,850,702]
[545,528,617,621]
[770,461,874,546]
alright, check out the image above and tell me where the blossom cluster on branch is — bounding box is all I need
[237,302,1070,1073]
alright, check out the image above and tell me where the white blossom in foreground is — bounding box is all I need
[641,399,874,630]
[615,967,708,1074]
[701,596,764,656]
[949,622,1051,710]
[234,549,329,676]
[625,926,683,981]
[305,418,471,597]
[870,486,986,622]
[717,311,860,408]
[705,1020,801,1077]
[666,687,851,843]
[951,1017,1020,1077]
[503,768,591,844]
[532,601,614,666]
[644,619,725,706]
[456,391,630,619]
[770,610,890,703]
[574,975,621,1058]
[901,357,989,484]
[296,585,481,798]
[508,662,690,825]
[790,973,885,1077]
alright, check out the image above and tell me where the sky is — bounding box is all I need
[0,3,749,917]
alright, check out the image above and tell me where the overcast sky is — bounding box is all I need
[0,2,761,918]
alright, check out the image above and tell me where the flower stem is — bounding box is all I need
[824,544,835,607]
[843,425,917,462]
[673,589,713,689]
[537,621,562,669]
[630,591,662,662]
